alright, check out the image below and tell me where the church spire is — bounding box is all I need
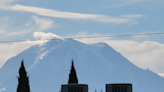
[68,60,78,84]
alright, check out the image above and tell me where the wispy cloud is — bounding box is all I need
[0,16,55,37]
[26,16,55,31]
[158,73,164,78]
[32,16,54,30]
[0,29,28,36]
[120,14,143,18]
[104,40,164,73]
[1,4,143,24]
[33,32,63,40]
[0,40,45,68]
[0,31,59,67]
[0,87,6,92]
[0,29,6,34]
[121,0,152,4]
[0,0,18,7]
[68,31,112,43]
[0,0,17,4]
[68,31,164,74]
[108,0,157,8]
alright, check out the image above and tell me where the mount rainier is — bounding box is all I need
[0,38,164,92]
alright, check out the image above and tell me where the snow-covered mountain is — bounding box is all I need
[0,38,164,92]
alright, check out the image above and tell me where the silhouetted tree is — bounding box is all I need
[17,60,30,92]
[68,60,78,84]
[95,89,97,92]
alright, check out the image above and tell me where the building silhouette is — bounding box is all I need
[60,60,132,92]
[61,84,88,92]
[61,61,88,92]
[106,84,132,92]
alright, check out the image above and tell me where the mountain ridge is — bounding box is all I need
[0,38,164,92]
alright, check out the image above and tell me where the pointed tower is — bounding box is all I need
[68,60,78,84]
[61,60,88,92]
[17,60,30,92]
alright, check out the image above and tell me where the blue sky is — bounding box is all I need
[0,0,164,40]
[0,0,164,76]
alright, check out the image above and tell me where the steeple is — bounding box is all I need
[68,60,78,84]
[61,60,88,92]
[17,60,30,92]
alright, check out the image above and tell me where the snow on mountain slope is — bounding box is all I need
[0,38,164,92]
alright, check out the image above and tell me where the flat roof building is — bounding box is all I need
[61,84,88,92]
[106,84,132,92]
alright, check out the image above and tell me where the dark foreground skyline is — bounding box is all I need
[17,60,133,92]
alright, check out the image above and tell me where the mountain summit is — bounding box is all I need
[0,38,164,92]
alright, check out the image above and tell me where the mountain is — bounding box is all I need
[0,38,164,92]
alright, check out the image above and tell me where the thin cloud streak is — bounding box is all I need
[0,29,28,36]
[1,4,143,24]
[105,0,164,8]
